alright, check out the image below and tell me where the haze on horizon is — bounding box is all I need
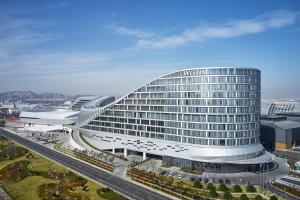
[0,0,300,99]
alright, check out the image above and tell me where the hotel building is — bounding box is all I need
[73,67,274,172]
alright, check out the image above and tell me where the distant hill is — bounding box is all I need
[0,91,70,102]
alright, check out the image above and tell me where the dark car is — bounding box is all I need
[225,179,231,184]
[190,177,195,181]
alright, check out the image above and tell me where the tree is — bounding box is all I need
[209,188,218,198]
[246,183,256,192]
[255,194,263,200]
[269,195,278,200]
[233,184,242,192]
[0,120,6,127]
[176,180,184,190]
[223,190,233,200]
[207,182,215,190]
[240,193,249,200]
[219,183,228,192]
[287,160,296,170]
[193,180,203,189]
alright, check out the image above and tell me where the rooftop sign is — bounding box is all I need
[183,69,207,76]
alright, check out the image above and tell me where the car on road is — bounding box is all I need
[225,179,231,184]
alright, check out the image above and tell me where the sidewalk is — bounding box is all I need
[0,187,12,200]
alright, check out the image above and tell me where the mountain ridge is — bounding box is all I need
[0,90,71,102]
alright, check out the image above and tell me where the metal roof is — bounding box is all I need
[274,120,300,129]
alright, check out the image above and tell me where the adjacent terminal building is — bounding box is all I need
[73,67,274,172]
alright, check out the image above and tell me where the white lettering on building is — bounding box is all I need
[183,69,207,76]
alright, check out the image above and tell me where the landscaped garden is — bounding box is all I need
[97,188,128,200]
[54,141,116,172]
[272,182,300,197]
[0,136,127,200]
[127,167,281,200]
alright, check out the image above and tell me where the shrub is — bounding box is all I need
[270,195,278,200]
[246,183,256,192]
[287,160,296,170]
[193,180,203,189]
[240,193,249,200]
[207,182,215,190]
[223,190,233,200]
[159,170,166,175]
[219,183,228,192]
[255,194,263,200]
[233,184,242,192]
[209,188,218,198]
[97,188,128,200]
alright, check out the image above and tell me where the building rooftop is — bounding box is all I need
[261,114,287,121]
[274,120,300,129]
[277,112,300,117]
[20,108,79,120]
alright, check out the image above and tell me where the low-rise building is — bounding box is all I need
[261,114,300,151]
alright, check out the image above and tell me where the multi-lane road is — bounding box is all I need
[0,128,171,200]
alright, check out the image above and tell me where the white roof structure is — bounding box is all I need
[20,108,79,125]
[70,96,98,111]
[76,96,115,127]
[267,101,297,115]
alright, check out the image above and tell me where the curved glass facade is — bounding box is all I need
[81,67,261,149]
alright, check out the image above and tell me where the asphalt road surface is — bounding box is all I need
[0,128,171,200]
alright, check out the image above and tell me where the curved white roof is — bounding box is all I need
[20,109,79,119]
[20,108,79,125]
[190,143,274,164]
[76,96,115,127]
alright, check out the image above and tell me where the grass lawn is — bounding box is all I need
[4,176,59,200]
[0,137,127,200]
[27,152,68,173]
[0,155,25,170]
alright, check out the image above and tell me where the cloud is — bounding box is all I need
[120,10,297,49]
[0,49,169,96]
[108,24,155,38]
[0,14,112,79]
[0,17,57,54]
[44,0,70,8]
[0,52,112,77]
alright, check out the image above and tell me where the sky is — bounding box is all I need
[0,0,300,98]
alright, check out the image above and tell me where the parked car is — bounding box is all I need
[225,179,231,184]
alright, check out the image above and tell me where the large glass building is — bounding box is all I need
[74,67,274,172]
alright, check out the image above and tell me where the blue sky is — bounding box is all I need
[0,0,300,98]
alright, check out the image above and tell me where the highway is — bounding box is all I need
[0,128,171,200]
